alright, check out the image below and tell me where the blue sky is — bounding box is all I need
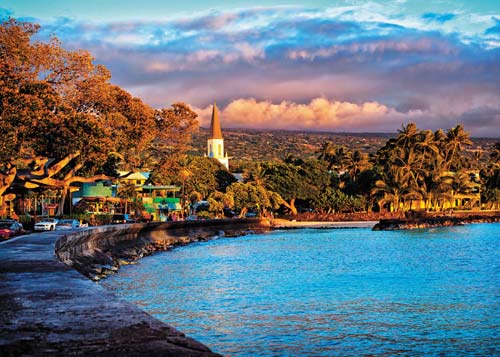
[2,1,500,136]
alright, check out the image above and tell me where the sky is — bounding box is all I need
[2,0,500,136]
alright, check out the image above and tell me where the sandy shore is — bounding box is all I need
[271,219,377,229]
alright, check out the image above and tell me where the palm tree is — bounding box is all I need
[444,124,473,171]
[394,148,425,189]
[244,163,267,188]
[452,170,481,209]
[491,142,500,164]
[427,171,454,211]
[415,129,440,171]
[396,122,419,149]
[489,142,500,188]
[317,141,336,164]
[317,142,349,172]
[116,181,138,214]
[344,150,369,182]
[371,166,410,212]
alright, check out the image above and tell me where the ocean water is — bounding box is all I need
[101,223,500,356]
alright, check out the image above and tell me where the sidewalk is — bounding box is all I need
[271,219,377,229]
[0,230,219,356]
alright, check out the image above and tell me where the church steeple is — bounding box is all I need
[209,100,223,139]
[207,100,229,170]
[210,100,222,139]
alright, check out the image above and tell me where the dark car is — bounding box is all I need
[0,220,24,240]
[223,208,236,218]
[111,214,130,224]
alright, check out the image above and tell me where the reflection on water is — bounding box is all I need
[101,223,500,356]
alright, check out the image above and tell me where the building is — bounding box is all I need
[115,171,182,221]
[72,172,183,221]
[207,101,229,170]
[72,182,122,214]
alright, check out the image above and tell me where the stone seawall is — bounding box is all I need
[1,218,270,356]
[56,218,272,281]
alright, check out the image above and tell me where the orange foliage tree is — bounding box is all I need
[0,19,198,216]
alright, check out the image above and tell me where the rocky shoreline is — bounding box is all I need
[373,212,500,230]
[56,218,272,281]
[60,214,500,280]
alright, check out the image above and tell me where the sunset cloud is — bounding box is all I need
[195,98,427,132]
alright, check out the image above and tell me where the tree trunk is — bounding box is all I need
[281,198,298,215]
[57,188,68,216]
[0,165,17,217]
[239,207,248,218]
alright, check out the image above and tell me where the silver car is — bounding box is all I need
[55,219,80,230]
[34,218,59,231]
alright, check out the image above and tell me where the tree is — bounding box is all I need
[444,124,473,171]
[371,166,409,212]
[261,162,308,214]
[154,103,198,155]
[396,122,419,149]
[487,142,500,188]
[1,19,203,216]
[344,149,369,182]
[317,143,349,172]
[152,156,236,198]
[207,191,234,218]
[226,182,281,217]
[311,188,366,214]
[0,20,120,214]
[116,181,138,214]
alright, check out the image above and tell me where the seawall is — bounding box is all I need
[0,218,271,356]
[56,218,272,281]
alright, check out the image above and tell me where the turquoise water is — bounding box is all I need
[101,223,500,356]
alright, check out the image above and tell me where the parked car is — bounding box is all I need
[111,214,130,224]
[34,218,59,231]
[223,208,236,218]
[55,219,80,230]
[0,219,24,240]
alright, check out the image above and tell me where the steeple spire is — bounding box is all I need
[209,100,223,139]
[206,100,229,170]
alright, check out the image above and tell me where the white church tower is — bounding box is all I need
[207,101,229,170]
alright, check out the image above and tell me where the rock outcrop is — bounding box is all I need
[373,212,500,230]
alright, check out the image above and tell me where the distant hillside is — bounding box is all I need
[190,128,499,164]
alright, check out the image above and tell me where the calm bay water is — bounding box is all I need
[101,223,500,356]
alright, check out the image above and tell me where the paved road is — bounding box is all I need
[272,219,378,229]
[0,230,219,356]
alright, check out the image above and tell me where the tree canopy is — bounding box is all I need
[0,19,198,215]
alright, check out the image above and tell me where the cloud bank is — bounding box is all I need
[194,97,470,134]
[196,98,395,131]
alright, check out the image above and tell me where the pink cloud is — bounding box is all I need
[194,97,415,132]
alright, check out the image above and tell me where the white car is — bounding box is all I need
[34,218,59,231]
